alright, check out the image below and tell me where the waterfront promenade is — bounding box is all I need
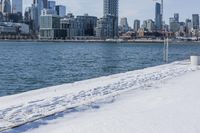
[0,60,199,132]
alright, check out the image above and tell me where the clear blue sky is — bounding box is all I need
[23,0,200,26]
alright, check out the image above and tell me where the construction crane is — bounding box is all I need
[153,0,168,63]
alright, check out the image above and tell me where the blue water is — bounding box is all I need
[0,41,200,97]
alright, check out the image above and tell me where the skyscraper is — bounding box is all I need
[120,17,129,33]
[147,19,155,32]
[2,0,11,13]
[155,2,162,31]
[55,5,66,17]
[185,19,192,35]
[33,0,47,8]
[192,14,199,30]
[43,0,48,8]
[134,19,140,32]
[174,13,179,23]
[0,0,2,12]
[48,1,55,10]
[103,0,119,38]
[103,0,118,17]
[12,0,22,13]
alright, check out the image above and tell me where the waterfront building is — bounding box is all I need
[40,9,65,39]
[146,19,155,32]
[55,5,66,17]
[76,14,97,36]
[48,1,55,10]
[169,17,180,32]
[134,19,140,32]
[155,2,162,31]
[103,0,119,38]
[60,13,77,39]
[119,17,129,33]
[12,0,22,13]
[142,20,148,31]
[96,16,118,39]
[33,0,49,30]
[6,12,22,22]
[95,17,108,39]
[2,0,11,13]
[0,22,30,34]
[192,14,199,30]
[24,7,32,25]
[174,13,179,23]
[185,19,193,35]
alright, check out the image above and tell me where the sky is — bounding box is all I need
[23,0,200,26]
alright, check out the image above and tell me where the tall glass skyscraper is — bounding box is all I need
[55,5,66,17]
[103,0,119,38]
[103,0,118,17]
[2,0,11,13]
[192,14,199,30]
[43,0,48,8]
[32,0,47,32]
[134,19,140,32]
[174,13,179,23]
[12,0,22,13]
[155,2,162,31]
[48,1,56,10]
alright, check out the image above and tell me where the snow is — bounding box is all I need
[0,60,200,133]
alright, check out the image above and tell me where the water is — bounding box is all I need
[0,41,200,97]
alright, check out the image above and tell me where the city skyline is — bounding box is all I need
[23,0,200,25]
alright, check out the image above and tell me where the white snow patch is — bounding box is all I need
[0,60,199,132]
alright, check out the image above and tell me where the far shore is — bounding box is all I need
[0,39,200,44]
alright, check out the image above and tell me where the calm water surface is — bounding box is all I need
[0,42,200,96]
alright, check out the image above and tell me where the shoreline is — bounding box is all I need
[0,39,200,44]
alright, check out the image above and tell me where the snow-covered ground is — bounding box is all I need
[0,60,200,133]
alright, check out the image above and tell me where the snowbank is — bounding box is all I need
[0,60,199,132]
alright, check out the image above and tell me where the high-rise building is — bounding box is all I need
[76,14,97,36]
[120,17,129,33]
[174,13,179,23]
[142,20,147,30]
[43,0,48,8]
[60,13,76,39]
[169,17,180,32]
[48,1,55,10]
[2,0,11,13]
[103,0,118,17]
[147,19,155,32]
[134,19,140,32]
[155,2,162,31]
[12,0,22,13]
[30,4,39,33]
[185,19,193,35]
[96,17,117,39]
[103,0,118,38]
[40,8,65,39]
[192,14,199,30]
[55,5,66,17]
[0,1,2,12]
[32,0,48,32]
